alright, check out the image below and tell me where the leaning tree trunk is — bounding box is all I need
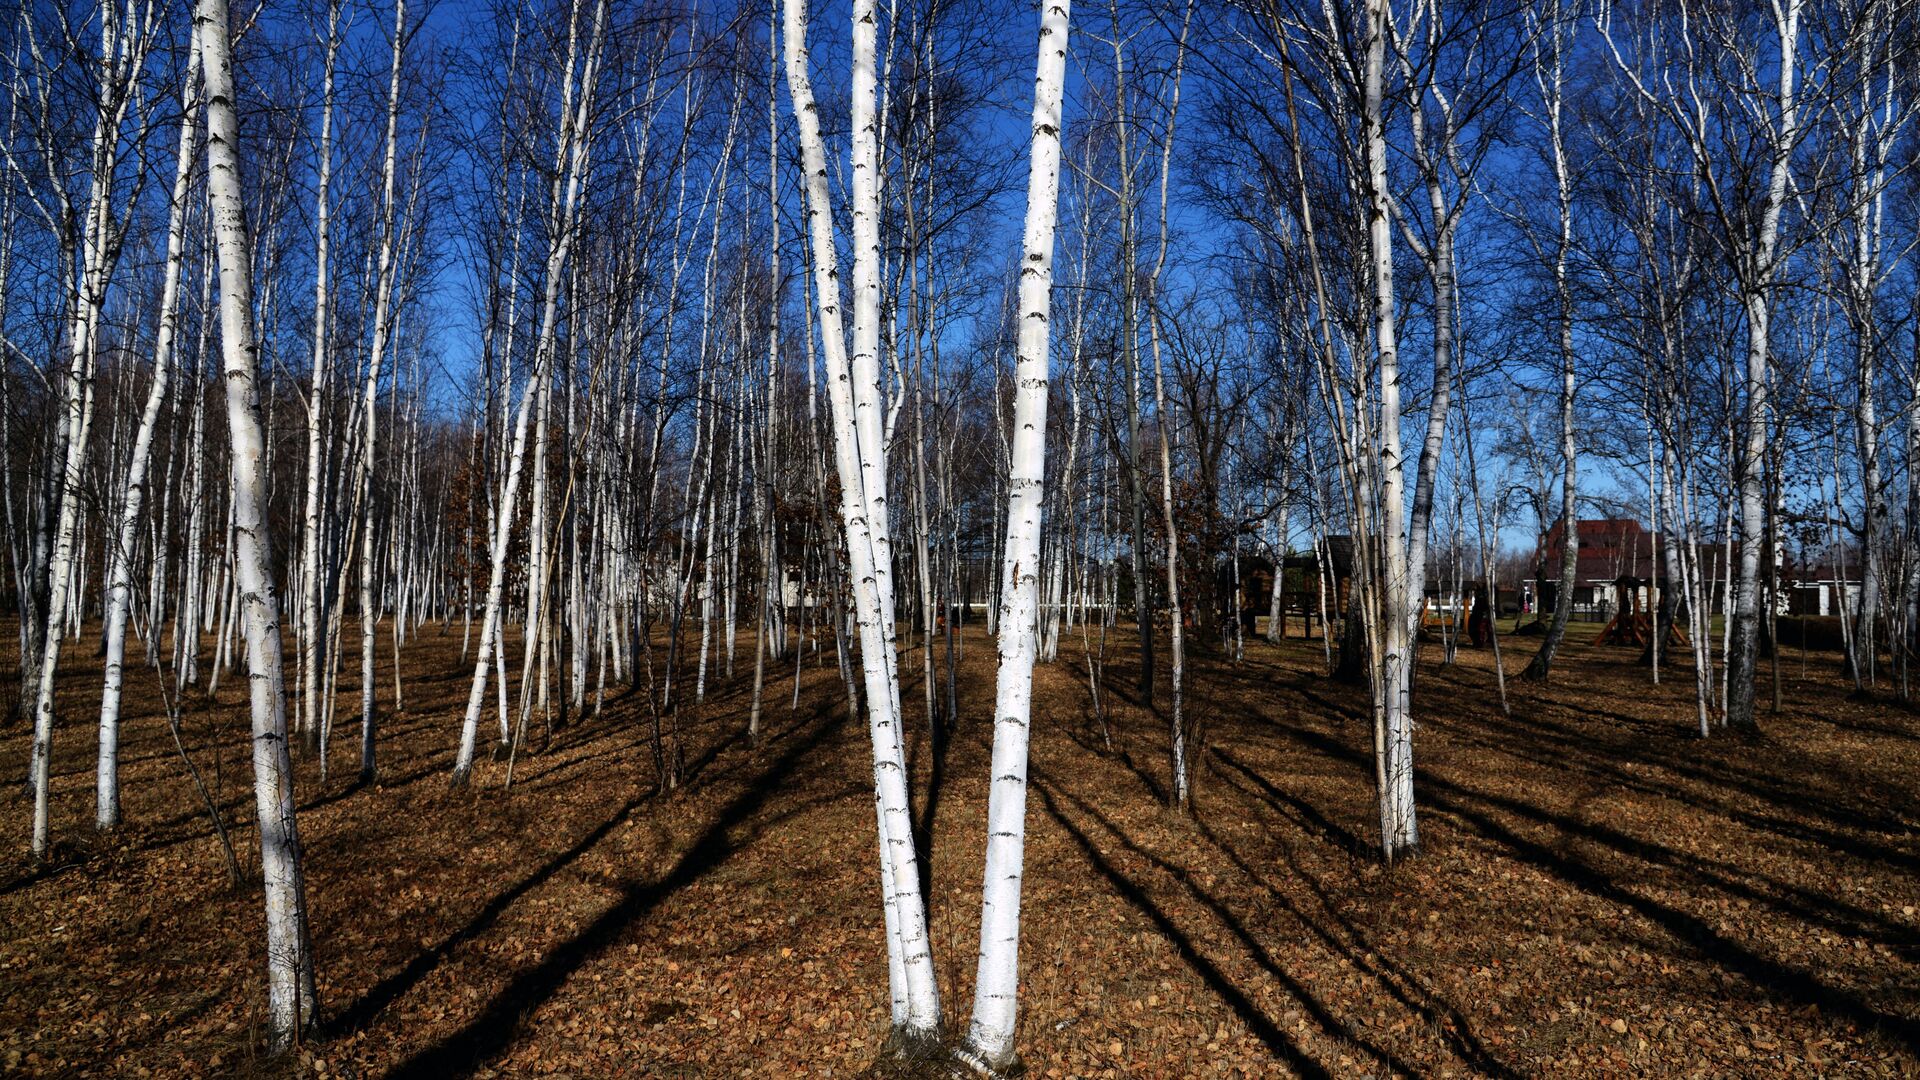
[27,0,133,856]
[97,38,202,830]
[1522,323,1578,683]
[196,0,319,1047]
[783,0,942,1040]
[452,0,604,786]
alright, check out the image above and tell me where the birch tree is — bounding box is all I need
[355,0,411,783]
[96,36,202,831]
[962,0,1071,1069]
[1599,0,1804,731]
[1144,2,1193,809]
[195,0,319,1046]
[1520,0,1579,683]
[1814,0,1911,688]
[299,0,342,755]
[453,0,606,786]
[1361,0,1418,857]
[1234,0,1419,857]
[24,0,156,858]
[782,0,942,1040]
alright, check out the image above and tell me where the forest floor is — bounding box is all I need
[1,619,1917,1079]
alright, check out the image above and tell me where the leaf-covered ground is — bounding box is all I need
[1,622,1917,1078]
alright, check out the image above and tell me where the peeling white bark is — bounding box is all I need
[963,0,1071,1068]
[96,37,202,831]
[196,0,318,1046]
[782,0,941,1036]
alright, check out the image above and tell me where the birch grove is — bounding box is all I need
[3,0,1919,1068]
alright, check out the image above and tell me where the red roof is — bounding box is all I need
[1537,518,1661,584]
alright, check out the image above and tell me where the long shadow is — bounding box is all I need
[1446,705,1920,872]
[330,703,831,1038]
[1211,748,1367,858]
[1818,700,1920,742]
[1271,720,1920,1056]
[513,726,659,796]
[912,681,952,908]
[1420,792,1920,1057]
[497,694,633,759]
[1069,725,1170,807]
[111,985,229,1059]
[673,717,749,792]
[1414,660,1919,835]
[1184,777,1519,1079]
[0,857,80,899]
[302,752,456,811]
[0,667,356,882]
[1037,781,1343,1079]
[42,743,179,782]
[324,790,647,1036]
[1289,685,1917,932]
[1537,702,1904,826]
[379,704,845,1077]
[1094,666,1149,714]
[1283,667,1920,875]
[1285,680,1368,727]
[107,749,460,868]
[1413,768,1920,952]
[1039,773,1440,1076]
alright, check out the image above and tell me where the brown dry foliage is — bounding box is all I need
[0,619,1916,1078]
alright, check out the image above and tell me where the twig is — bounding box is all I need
[155,667,242,887]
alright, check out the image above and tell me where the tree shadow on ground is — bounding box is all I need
[1034,781,1340,1079]
[1259,714,1920,1058]
[1185,769,1519,1078]
[376,703,847,1077]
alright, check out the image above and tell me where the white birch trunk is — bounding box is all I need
[1725,0,1798,728]
[357,0,408,782]
[97,39,202,830]
[27,0,141,857]
[782,0,941,1037]
[299,0,341,752]
[1364,0,1417,857]
[962,0,1070,1068]
[179,346,208,686]
[453,0,604,785]
[196,0,318,1046]
[1523,3,1579,684]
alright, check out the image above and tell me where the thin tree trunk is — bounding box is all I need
[1524,4,1578,684]
[299,0,341,755]
[453,0,605,785]
[962,0,1070,1067]
[782,0,941,1038]
[97,39,202,830]
[196,0,319,1045]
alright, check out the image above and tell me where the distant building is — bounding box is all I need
[1527,517,1732,620]
[1779,559,1863,618]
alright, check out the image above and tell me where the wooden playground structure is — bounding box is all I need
[1417,586,1502,647]
[1591,575,1690,648]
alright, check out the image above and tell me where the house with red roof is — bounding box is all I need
[1525,517,1732,621]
